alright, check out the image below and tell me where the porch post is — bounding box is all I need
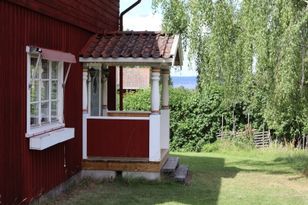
[102,66,108,116]
[87,72,92,115]
[161,69,169,108]
[82,69,88,159]
[149,67,161,161]
[161,69,170,150]
[151,67,160,113]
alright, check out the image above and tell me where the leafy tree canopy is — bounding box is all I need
[153,0,308,140]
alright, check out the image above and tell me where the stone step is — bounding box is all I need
[161,157,179,174]
[174,164,189,183]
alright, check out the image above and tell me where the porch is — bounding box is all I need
[79,32,183,174]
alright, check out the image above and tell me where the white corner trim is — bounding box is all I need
[149,114,161,162]
[170,34,183,66]
[82,112,88,159]
[29,128,75,150]
[170,34,180,59]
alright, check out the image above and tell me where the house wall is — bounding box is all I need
[7,0,119,34]
[0,1,118,204]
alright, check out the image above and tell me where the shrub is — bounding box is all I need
[123,89,151,111]
[123,86,254,152]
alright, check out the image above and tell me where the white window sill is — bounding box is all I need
[29,128,75,150]
[26,123,65,138]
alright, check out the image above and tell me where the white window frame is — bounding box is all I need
[26,51,65,138]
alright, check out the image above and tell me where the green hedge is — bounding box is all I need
[124,87,246,151]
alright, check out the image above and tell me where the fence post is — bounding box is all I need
[262,126,265,148]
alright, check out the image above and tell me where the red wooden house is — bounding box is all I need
[0,0,183,204]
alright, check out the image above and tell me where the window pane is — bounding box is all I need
[41,59,49,79]
[51,80,58,100]
[30,103,39,127]
[30,80,39,102]
[30,57,39,79]
[51,101,58,122]
[51,62,58,79]
[41,81,49,101]
[41,102,49,124]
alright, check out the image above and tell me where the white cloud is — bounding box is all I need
[123,14,162,31]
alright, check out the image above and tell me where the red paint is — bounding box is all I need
[40,47,76,63]
[0,1,118,204]
[87,119,149,158]
[8,0,119,33]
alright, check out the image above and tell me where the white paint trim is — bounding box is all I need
[160,109,170,150]
[87,116,149,121]
[82,112,88,159]
[26,52,31,134]
[170,34,180,59]
[151,69,160,112]
[82,71,88,111]
[102,72,108,116]
[79,57,173,67]
[29,128,74,150]
[26,123,65,138]
[63,63,72,87]
[88,74,92,115]
[98,68,102,116]
[26,51,65,138]
[161,70,169,107]
[58,62,64,123]
[170,34,184,66]
[107,111,151,115]
[149,114,161,162]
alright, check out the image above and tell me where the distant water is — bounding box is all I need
[171,76,197,89]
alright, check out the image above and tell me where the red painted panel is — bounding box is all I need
[8,0,119,33]
[0,1,118,204]
[87,119,149,158]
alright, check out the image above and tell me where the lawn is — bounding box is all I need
[45,149,308,205]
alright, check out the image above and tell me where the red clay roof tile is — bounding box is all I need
[80,31,176,59]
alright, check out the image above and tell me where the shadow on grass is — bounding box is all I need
[226,153,308,177]
[274,154,308,177]
[50,155,240,205]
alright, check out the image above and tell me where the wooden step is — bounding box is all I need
[174,164,188,183]
[161,157,179,174]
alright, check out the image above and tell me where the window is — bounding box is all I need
[27,55,64,137]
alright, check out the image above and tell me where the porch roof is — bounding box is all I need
[79,31,183,67]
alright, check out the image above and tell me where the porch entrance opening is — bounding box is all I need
[79,31,183,172]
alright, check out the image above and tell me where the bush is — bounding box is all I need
[124,87,221,151]
[123,86,254,152]
[123,89,151,111]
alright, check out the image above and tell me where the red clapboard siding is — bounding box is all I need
[87,119,149,158]
[0,1,118,204]
[7,0,119,33]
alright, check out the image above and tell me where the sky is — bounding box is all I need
[120,0,197,77]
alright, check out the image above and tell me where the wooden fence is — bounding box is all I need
[253,131,271,148]
[216,130,271,148]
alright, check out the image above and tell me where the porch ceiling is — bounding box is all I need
[79,31,183,67]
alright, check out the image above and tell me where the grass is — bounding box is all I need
[44,148,308,205]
